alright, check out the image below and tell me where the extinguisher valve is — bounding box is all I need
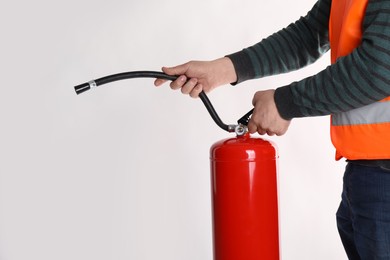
[235,124,248,136]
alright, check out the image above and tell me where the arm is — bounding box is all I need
[155,0,331,98]
[227,0,331,135]
[274,0,390,119]
[227,0,331,84]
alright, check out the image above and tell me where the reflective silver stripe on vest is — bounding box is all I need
[332,101,390,126]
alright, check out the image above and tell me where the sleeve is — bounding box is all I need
[274,0,390,119]
[226,0,331,84]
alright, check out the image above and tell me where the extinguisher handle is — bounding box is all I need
[74,71,239,133]
[237,108,254,126]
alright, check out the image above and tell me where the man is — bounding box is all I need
[155,0,390,259]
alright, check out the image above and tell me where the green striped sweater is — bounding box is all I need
[227,0,390,120]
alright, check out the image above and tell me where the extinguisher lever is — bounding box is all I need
[237,108,254,126]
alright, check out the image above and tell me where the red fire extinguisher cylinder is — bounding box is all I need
[210,133,280,260]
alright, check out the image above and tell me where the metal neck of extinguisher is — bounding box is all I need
[74,71,252,136]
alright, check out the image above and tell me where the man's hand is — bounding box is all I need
[154,57,237,98]
[248,90,291,136]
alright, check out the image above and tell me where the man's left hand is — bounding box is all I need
[248,89,291,136]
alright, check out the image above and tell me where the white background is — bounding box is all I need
[0,0,348,259]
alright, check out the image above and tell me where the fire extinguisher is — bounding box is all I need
[74,71,280,260]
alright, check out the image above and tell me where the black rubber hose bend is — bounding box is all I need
[74,71,231,132]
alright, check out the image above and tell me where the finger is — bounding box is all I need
[181,78,198,95]
[257,128,267,135]
[162,64,189,76]
[247,121,257,134]
[190,84,203,98]
[249,119,267,135]
[170,75,187,90]
[267,130,275,136]
[275,128,287,136]
[154,78,167,87]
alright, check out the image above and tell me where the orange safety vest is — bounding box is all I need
[329,0,390,160]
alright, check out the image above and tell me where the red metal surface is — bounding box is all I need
[210,133,279,260]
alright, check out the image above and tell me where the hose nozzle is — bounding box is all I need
[74,81,97,95]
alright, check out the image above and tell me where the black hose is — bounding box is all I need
[74,71,177,95]
[198,91,230,132]
[74,71,231,132]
